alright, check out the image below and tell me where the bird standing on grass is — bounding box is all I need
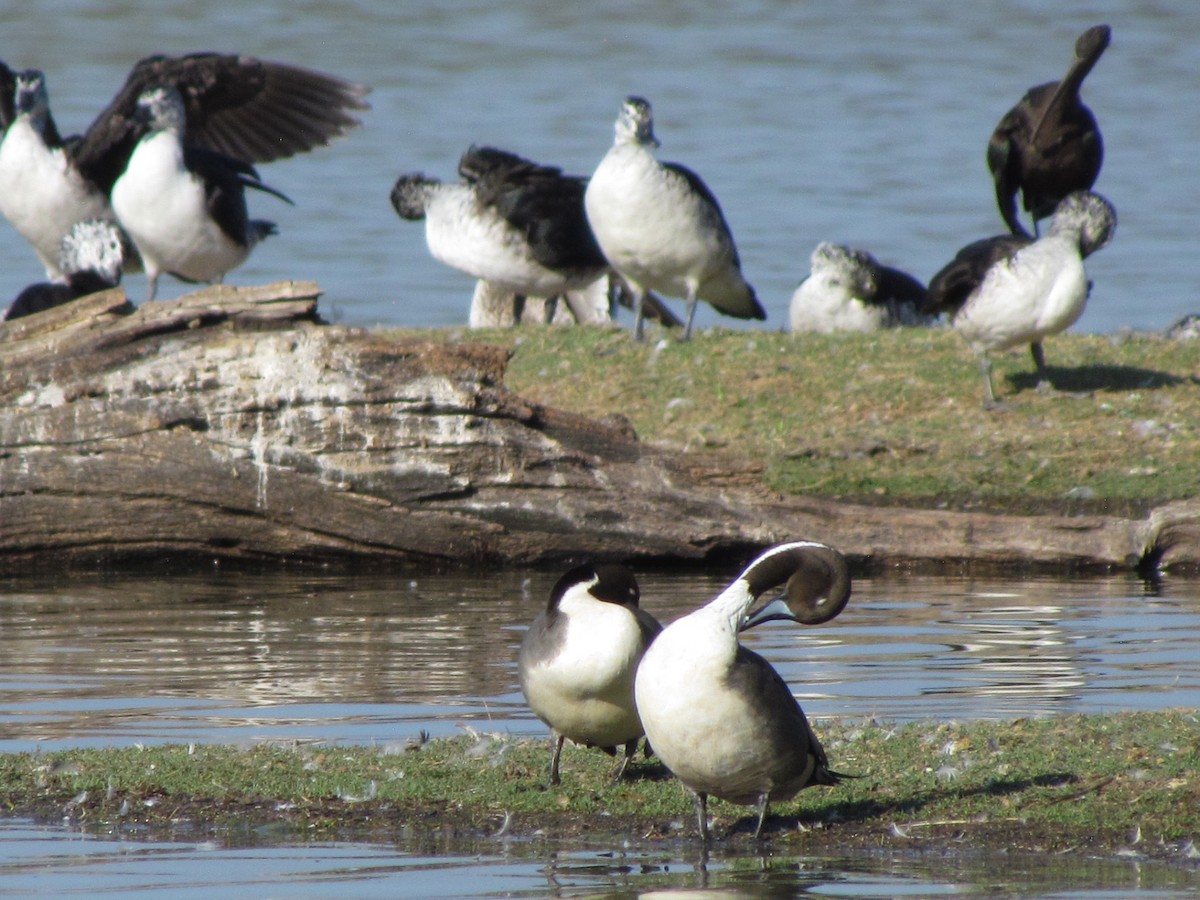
[634,541,851,842]
[518,562,661,786]
[585,96,764,341]
[925,190,1116,408]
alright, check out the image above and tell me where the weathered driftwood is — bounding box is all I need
[1,282,1197,573]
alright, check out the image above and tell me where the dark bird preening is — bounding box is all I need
[987,24,1111,238]
[3,219,127,321]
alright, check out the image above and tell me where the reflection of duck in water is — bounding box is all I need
[943,600,1084,713]
[634,542,851,841]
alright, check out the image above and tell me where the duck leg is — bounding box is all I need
[1030,341,1048,387]
[548,733,566,786]
[977,352,1003,410]
[752,791,771,839]
[681,283,700,341]
[1031,339,1090,399]
[607,739,638,784]
[691,789,711,843]
[631,288,648,341]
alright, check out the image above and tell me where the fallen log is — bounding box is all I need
[0,282,1195,573]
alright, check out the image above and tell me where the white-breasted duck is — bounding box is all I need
[789,242,929,334]
[111,85,295,300]
[924,190,1116,408]
[987,25,1110,238]
[391,146,612,326]
[633,542,851,842]
[391,145,680,329]
[0,54,368,287]
[518,562,661,785]
[3,218,126,321]
[584,96,765,341]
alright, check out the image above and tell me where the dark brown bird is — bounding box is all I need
[987,24,1110,238]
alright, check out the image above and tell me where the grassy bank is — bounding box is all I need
[395,324,1200,517]
[3,712,1198,862]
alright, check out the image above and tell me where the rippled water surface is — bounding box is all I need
[2,569,1198,751]
[2,1,1199,335]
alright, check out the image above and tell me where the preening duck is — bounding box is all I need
[633,542,851,841]
[789,242,929,333]
[3,218,126,321]
[0,53,368,288]
[925,190,1116,408]
[392,145,681,329]
[584,96,764,341]
[518,562,661,785]
[392,146,612,326]
[987,24,1110,238]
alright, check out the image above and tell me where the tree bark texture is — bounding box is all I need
[2,282,1197,574]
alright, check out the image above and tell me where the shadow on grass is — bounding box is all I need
[746,772,1079,839]
[1007,364,1194,395]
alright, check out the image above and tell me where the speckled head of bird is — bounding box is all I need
[739,542,851,629]
[389,173,442,220]
[59,219,125,284]
[13,69,49,119]
[615,96,659,148]
[547,562,640,612]
[1049,191,1117,258]
[812,242,878,296]
[134,86,186,133]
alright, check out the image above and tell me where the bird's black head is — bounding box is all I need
[1075,24,1111,61]
[389,173,441,220]
[547,562,640,613]
[740,542,851,628]
[14,69,48,118]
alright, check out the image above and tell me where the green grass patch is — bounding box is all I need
[3,712,1198,860]
[389,325,1200,516]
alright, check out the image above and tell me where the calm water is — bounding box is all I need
[1,1,1199,335]
[2,569,1200,753]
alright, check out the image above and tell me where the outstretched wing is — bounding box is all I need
[72,53,369,194]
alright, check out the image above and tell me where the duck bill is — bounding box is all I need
[741,595,795,631]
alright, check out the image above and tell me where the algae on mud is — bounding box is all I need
[2,711,1198,865]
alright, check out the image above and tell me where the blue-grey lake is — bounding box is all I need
[2,1,1198,337]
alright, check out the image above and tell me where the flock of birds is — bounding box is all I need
[519,541,852,842]
[0,30,1123,839]
[1,25,1115,407]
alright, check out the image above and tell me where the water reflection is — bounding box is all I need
[1,569,1199,752]
[1,818,1197,899]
